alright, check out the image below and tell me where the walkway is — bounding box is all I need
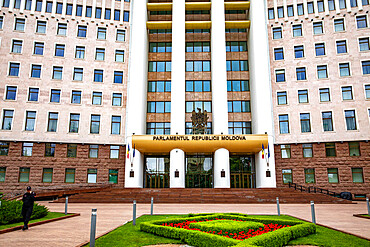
[0,202,369,247]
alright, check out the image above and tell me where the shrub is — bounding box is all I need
[189,220,264,233]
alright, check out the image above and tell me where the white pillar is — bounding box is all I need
[358,0,363,11]
[248,0,276,188]
[274,0,278,23]
[61,0,67,19]
[324,0,330,15]
[119,0,124,25]
[346,0,351,12]
[303,0,309,18]
[170,149,185,188]
[41,0,46,16]
[110,0,114,24]
[81,0,86,21]
[314,0,319,17]
[293,0,298,20]
[71,0,77,20]
[214,148,230,188]
[91,0,96,22]
[101,0,106,22]
[20,0,25,13]
[30,0,36,15]
[283,0,288,21]
[125,148,144,188]
[335,0,340,14]
[8,0,15,12]
[51,0,56,17]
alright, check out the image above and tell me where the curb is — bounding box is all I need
[353,214,370,220]
[0,213,80,234]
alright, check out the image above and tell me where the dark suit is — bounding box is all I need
[22,191,36,229]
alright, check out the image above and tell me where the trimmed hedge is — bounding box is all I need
[189,220,264,233]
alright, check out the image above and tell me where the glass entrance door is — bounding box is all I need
[144,156,170,188]
[230,156,256,188]
[185,155,213,188]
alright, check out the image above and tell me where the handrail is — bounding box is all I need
[288,182,348,199]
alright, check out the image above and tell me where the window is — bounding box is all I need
[45,143,55,157]
[97,27,106,40]
[22,143,33,156]
[277,6,284,18]
[294,45,304,58]
[227,101,251,112]
[307,2,314,13]
[282,169,293,184]
[89,145,99,158]
[228,122,252,134]
[292,24,302,37]
[273,27,282,39]
[277,92,287,105]
[328,0,336,10]
[276,69,286,82]
[25,111,36,131]
[342,86,353,100]
[303,144,313,158]
[94,69,103,82]
[75,46,85,59]
[300,113,311,133]
[225,42,246,52]
[124,11,129,22]
[150,42,173,52]
[146,122,171,135]
[28,88,39,101]
[317,65,328,79]
[116,29,125,41]
[56,2,63,13]
[55,44,65,57]
[313,22,323,35]
[86,6,92,17]
[73,68,83,81]
[345,110,357,130]
[90,115,100,134]
[186,80,211,92]
[66,3,72,15]
[322,111,334,131]
[336,40,347,54]
[112,93,122,106]
[357,16,368,29]
[52,66,63,80]
[150,29,172,34]
[105,8,111,20]
[365,85,370,99]
[281,145,291,158]
[67,144,77,157]
[15,18,25,31]
[327,168,339,183]
[30,64,42,79]
[109,169,118,184]
[19,168,30,182]
[86,168,98,184]
[359,37,370,51]
[71,90,81,104]
[5,86,17,100]
[9,63,20,76]
[149,61,172,72]
[334,19,345,32]
[77,25,87,37]
[3,0,10,8]
[225,28,246,33]
[317,0,325,12]
[36,20,46,34]
[352,168,364,183]
[287,5,294,16]
[65,168,75,183]
[362,61,370,74]
[148,101,172,113]
[350,0,358,6]
[2,110,14,130]
[0,142,9,156]
[12,40,22,53]
[115,50,124,62]
[0,167,6,182]
[185,61,210,72]
[111,116,121,135]
[34,42,44,55]
[349,142,360,156]
[110,146,120,159]
[305,168,315,183]
[92,92,102,105]
[227,80,249,92]
[47,112,58,132]
[69,113,80,133]
[0,17,3,29]
[46,1,52,12]
[339,63,350,77]
[268,8,274,19]
[279,115,289,134]
[50,89,61,103]
[325,143,336,157]
[35,0,42,11]
[95,7,102,18]
[148,81,172,92]
[297,4,304,15]
[298,90,309,103]
[95,48,105,61]
[296,67,306,80]
[315,43,326,56]
[363,0,370,5]
[76,5,82,16]
[320,88,331,102]
[114,10,120,21]
[274,48,284,60]
[42,168,53,183]
[186,122,212,134]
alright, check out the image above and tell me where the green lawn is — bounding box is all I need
[359,214,370,218]
[90,214,370,247]
[0,212,73,230]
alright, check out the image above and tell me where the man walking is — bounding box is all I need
[22,186,36,230]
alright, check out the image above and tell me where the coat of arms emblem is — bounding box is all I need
[191,108,209,134]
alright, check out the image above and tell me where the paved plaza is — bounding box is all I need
[0,202,369,247]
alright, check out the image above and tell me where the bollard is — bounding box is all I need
[311,201,316,224]
[133,200,137,226]
[276,197,280,216]
[65,196,68,215]
[367,198,370,216]
[151,197,154,215]
[90,209,97,247]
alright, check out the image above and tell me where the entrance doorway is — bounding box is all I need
[185,155,213,188]
[230,156,256,188]
[143,156,170,188]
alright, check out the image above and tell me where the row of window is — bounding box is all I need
[8,63,124,83]
[2,1,129,21]
[148,61,249,73]
[279,109,365,134]
[148,42,248,53]
[148,29,247,34]
[0,167,120,184]
[150,10,241,16]
[274,62,370,82]
[282,167,365,185]
[268,0,369,19]
[1,110,122,135]
[277,85,370,105]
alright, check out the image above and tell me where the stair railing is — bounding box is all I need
[288,182,343,199]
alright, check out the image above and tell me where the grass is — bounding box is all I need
[0,212,73,230]
[359,214,370,218]
[90,214,370,247]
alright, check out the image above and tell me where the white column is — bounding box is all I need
[358,0,363,10]
[214,148,230,188]
[110,0,114,24]
[303,0,309,18]
[71,0,77,20]
[314,0,319,17]
[335,0,340,14]
[30,0,36,15]
[274,0,278,23]
[91,0,96,22]
[346,0,351,12]
[61,0,67,19]
[324,0,330,15]
[293,0,298,20]
[119,0,124,25]
[283,0,288,21]
[41,0,46,16]
[248,0,276,188]
[125,0,148,188]
[8,0,15,12]
[125,147,144,188]
[101,0,106,22]
[51,0,56,17]
[20,0,25,13]
[81,0,86,21]
[170,149,185,188]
